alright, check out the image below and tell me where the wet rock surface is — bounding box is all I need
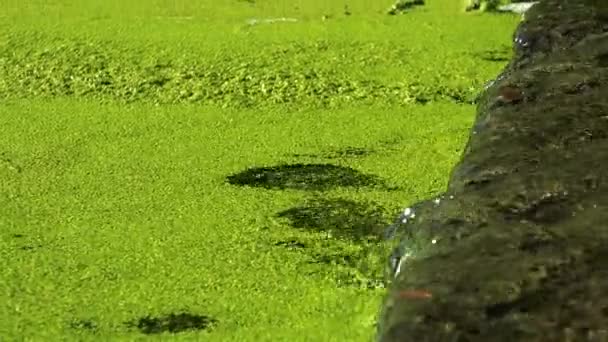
[377,0,608,340]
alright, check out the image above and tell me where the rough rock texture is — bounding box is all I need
[377,0,608,340]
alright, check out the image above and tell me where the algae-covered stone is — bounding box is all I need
[465,0,538,13]
[377,0,608,340]
[387,0,425,15]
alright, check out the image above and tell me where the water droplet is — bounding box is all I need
[394,258,403,276]
[397,206,416,225]
[385,204,419,239]
[483,79,496,90]
[393,251,412,277]
[514,32,532,48]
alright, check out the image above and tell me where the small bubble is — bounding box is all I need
[449,195,454,199]
[403,207,412,216]
[401,218,408,224]
[433,198,441,205]
[431,239,437,244]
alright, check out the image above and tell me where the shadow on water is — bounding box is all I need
[273,196,397,289]
[10,233,43,251]
[289,139,403,160]
[226,162,399,288]
[291,146,376,160]
[276,197,390,242]
[124,312,218,335]
[473,47,512,63]
[226,163,395,191]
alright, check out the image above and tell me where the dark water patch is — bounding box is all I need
[276,197,389,242]
[124,312,217,335]
[12,234,24,238]
[226,163,386,191]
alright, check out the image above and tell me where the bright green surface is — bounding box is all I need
[0,1,519,340]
